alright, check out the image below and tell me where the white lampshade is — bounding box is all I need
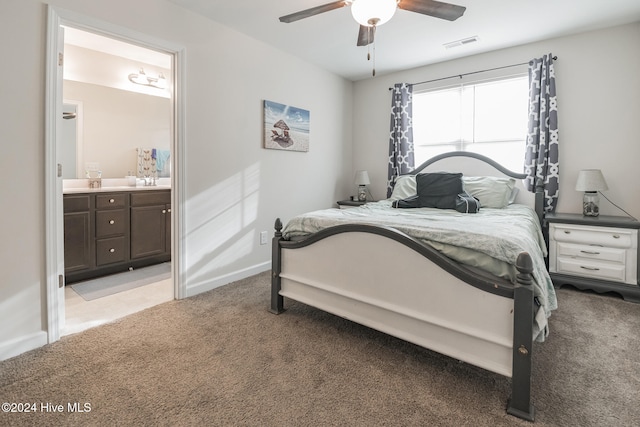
[351,0,397,27]
[575,169,608,192]
[354,170,370,186]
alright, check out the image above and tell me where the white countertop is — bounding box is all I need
[63,185,171,194]
[63,178,171,194]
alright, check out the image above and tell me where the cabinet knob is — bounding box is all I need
[162,209,167,214]
[109,220,115,225]
[109,198,115,203]
[109,248,116,253]
[167,208,171,213]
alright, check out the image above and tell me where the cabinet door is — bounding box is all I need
[130,204,167,259]
[64,211,91,272]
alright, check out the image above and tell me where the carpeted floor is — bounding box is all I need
[1,272,638,426]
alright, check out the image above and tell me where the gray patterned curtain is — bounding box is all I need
[387,83,415,197]
[525,54,559,212]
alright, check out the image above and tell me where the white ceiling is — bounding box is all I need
[165,0,640,81]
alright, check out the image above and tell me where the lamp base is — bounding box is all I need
[357,185,367,202]
[583,192,599,217]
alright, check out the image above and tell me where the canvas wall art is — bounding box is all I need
[263,100,310,152]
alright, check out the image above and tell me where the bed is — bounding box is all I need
[269,152,557,421]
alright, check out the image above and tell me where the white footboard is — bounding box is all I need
[279,230,515,377]
[270,220,536,421]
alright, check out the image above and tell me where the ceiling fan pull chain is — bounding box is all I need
[367,26,371,61]
[372,25,377,77]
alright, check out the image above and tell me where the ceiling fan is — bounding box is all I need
[279,0,466,47]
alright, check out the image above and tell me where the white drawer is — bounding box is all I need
[556,242,626,264]
[551,224,635,249]
[556,258,626,282]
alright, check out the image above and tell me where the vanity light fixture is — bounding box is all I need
[128,68,166,89]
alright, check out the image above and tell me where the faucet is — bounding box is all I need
[143,175,157,186]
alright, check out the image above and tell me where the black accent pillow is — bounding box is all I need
[416,172,463,209]
[455,191,481,213]
[392,172,463,209]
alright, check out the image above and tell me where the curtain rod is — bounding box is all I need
[388,56,558,90]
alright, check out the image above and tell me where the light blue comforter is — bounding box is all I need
[283,201,557,342]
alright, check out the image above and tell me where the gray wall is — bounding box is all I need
[353,22,640,219]
[0,0,353,359]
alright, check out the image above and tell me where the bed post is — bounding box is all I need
[269,218,285,314]
[507,252,535,421]
[534,177,545,225]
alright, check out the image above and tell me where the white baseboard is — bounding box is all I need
[0,331,49,362]
[185,261,270,298]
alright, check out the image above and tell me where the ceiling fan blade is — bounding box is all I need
[279,1,350,23]
[398,0,466,21]
[357,25,374,46]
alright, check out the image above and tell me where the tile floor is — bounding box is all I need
[62,275,174,336]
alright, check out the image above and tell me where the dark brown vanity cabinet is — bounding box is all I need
[64,189,170,284]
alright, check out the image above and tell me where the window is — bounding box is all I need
[412,75,529,172]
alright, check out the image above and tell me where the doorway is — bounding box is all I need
[46,6,186,343]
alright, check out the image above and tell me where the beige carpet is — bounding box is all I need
[1,272,639,426]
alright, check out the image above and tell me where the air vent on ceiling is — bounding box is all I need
[443,36,479,49]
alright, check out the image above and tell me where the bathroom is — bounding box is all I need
[61,27,174,334]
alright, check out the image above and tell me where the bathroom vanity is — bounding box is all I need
[63,185,171,284]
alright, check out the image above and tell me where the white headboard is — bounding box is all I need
[407,152,542,222]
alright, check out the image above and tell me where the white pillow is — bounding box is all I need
[389,175,416,200]
[462,176,516,209]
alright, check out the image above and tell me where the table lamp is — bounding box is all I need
[354,170,370,202]
[575,169,608,217]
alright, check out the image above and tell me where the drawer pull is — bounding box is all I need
[109,198,115,203]
[580,250,600,255]
[109,220,115,225]
[580,266,600,271]
[109,248,116,253]
[563,230,571,234]
[613,235,620,239]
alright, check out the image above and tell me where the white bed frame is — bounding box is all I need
[270,152,545,421]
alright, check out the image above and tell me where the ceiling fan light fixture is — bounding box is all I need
[351,0,397,27]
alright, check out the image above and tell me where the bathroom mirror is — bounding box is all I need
[62,81,171,179]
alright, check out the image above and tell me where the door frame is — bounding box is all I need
[45,6,187,342]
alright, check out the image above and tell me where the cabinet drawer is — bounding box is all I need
[131,190,170,207]
[551,224,635,249]
[96,236,126,265]
[95,209,126,238]
[556,242,626,264]
[556,258,626,283]
[64,195,91,213]
[96,193,127,209]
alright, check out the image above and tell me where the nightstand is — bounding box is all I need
[546,213,640,302]
[336,199,367,209]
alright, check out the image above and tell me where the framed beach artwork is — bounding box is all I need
[263,100,310,152]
